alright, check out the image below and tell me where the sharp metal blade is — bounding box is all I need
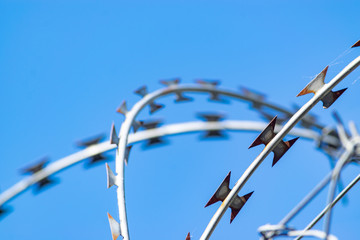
[229,191,254,223]
[21,158,49,174]
[110,123,119,145]
[124,145,133,165]
[134,85,148,97]
[202,130,227,139]
[321,88,347,109]
[132,120,143,133]
[160,78,180,86]
[34,177,58,193]
[197,112,225,122]
[0,205,11,218]
[195,79,220,87]
[272,137,299,167]
[77,135,104,148]
[351,40,360,48]
[107,213,122,240]
[205,171,231,207]
[149,102,164,114]
[106,163,118,188]
[249,116,277,148]
[88,154,108,165]
[297,66,328,97]
[116,101,128,116]
[175,92,192,102]
[146,137,165,147]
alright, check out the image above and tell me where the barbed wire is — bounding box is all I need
[1,40,360,240]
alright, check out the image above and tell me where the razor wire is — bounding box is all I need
[1,40,360,240]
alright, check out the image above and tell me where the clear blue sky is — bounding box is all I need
[1,1,360,239]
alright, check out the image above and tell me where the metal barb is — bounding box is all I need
[134,85,148,97]
[160,79,192,102]
[185,232,191,240]
[195,79,226,102]
[116,101,128,116]
[110,123,120,145]
[159,78,180,86]
[248,116,299,166]
[197,113,227,138]
[141,120,166,147]
[77,135,109,165]
[0,205,11,218]
[204,171,253,223]
[134,85,164,114]
[149,102,164,114]
[107,213,122,240]
[296,66,347,108]
[21,158,57,191]
[124,146,133,165]
[351,40,360,48]
[131,120,143,133]
[76,135,104,147]
[106,163,118,188]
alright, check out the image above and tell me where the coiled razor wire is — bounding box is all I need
[1,40,360,240]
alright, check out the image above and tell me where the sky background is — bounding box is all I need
[1,1,360,239]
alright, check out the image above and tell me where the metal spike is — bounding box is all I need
[0,205,11,218]
[21,158,49,174]
[106,163,118,188]
[88,153,108,165]
[205,172,253,223]
[20,158,58,191]
[142,120,163,130]
[110,123,119,145]
[134,85,148,97]
[35,178,57,191]
[296,66,347,108]
[141,120,166,147]
[197,113,227,138]
[185,232,191,240]
[175,92,193,102]
[21,157,56,193]
[159,79,192,102]
[321,88,347,109]
[77,135,104,148]
[249,116,299,166]
[160,78,180,86]
[134,85,164,113]
[107,213,122,240]
[229,191,254,223]
[248,117,277,148]
[195,79,226,102]
[197,113,225,122]
[124,146,133,165]
[195,79,220,87]
[132,120,143,133]
[205,171,231,207]
[351,40,360,48]
[272,137,299,167]
[149,102,164,114]
[240,87,266,109]
[116,101,128,116]
[297,66,329,97]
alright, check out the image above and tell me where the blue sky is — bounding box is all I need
[1,1,360,239]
